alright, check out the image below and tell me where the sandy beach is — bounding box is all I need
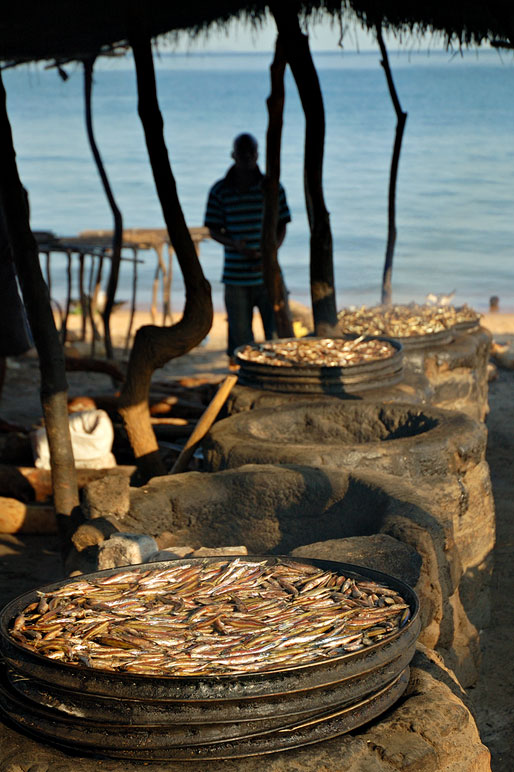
[0,306,513,768]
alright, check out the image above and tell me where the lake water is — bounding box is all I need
[3,48,514,313]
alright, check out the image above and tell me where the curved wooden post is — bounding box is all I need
[0,72,78,531]
[377,26,408,306]
[119,30,212,481]
[271,4,337,334]
[83,56,123,359]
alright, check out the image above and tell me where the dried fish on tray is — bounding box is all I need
[0,558,420,760]
[337,303,480,339]
[453,304,481,325]
[8,558,412,677]
[237,337,397,368]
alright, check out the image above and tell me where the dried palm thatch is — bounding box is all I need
[0,1,512,67]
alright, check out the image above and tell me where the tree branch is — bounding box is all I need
[377,26,407,306]
[83,56,123,359]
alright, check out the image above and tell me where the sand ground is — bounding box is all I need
[0,308,513,769]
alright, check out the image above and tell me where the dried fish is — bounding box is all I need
[336,303,480,339]
[237,337,397,368]
[10,559,411,677]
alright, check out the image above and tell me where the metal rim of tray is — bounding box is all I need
[234,336,403,376]
[390,328,453,350]
[234,336,404,394]
[452,320,481,334]
[0,557,419,701]
[0,665,409,760]
[5,642,416,725]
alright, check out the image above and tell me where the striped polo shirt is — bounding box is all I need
[204,167,291,286]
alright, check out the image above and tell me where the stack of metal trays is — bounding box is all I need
[336,305,457,351]
[0,556,420,761]
[234,337,404,394]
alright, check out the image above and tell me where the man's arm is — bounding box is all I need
[209,220,286,256]
[208,227,261,259]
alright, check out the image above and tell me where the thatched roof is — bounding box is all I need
[0,1,512,66]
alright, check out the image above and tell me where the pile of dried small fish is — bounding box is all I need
[10,559,411,676]
[337,303,480,338]
[453,304,481,325]
[237,337,396,368]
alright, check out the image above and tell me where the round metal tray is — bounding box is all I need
[452,320,481,334]
[234,337,404,394]
[0,664,409,760]
[0,556,420,760]
[391,328,453,350]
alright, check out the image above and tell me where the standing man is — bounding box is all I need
[204,133,291,367]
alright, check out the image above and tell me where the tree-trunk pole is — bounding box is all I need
[261,35,293,338]
[119,29,212,481]
[377,26,407,306]
[0,72,78,531]
[271,4,337,334]
[83,56,124,358]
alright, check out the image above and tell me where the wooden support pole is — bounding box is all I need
[62,249,72,343]
[117,27,212,482]
[90,253,105,356]
[377,26,407,306]
[124,246,139,354]
[0,72,79,529]
[170,375,237,475]
[78,252,87,340]
[262,35,294,339]
[165,243,174,324]
[83,56,124,360]
[271,4,337,334]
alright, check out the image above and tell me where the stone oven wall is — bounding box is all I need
[226,327,492,423]
[203,401,495,636]
[86,461,485,687]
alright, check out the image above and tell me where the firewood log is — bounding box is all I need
[0,496,57,533]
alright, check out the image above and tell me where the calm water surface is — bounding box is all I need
[4,49,514,312]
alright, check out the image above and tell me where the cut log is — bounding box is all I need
[0,496,57,533]
[150,417,188,426]
[0,465,136,502]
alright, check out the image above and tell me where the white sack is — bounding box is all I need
[31,409,116,470]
